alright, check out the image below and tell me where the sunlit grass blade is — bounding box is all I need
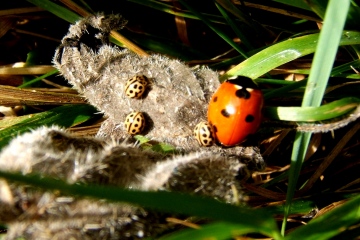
[18,69,59,88]
[0,171,281,238]
[160,221,282,240]
[282,0,351,235]
[284,194,360,240]
[264,97,360,121]
[222,31,360,81]
[0,104,97,150]
[178,0,248,58]
[263,59,360,100]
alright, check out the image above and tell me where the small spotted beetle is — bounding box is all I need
[124,111,146,135]
[125,75,150,99]
[207,76,263,146]
[193,121,215,147]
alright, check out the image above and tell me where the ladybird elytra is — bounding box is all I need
[207,76,263,147]
[124,111,146,135]
[125,75,149,99]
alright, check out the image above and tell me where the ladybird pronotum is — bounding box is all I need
[193,121,215,147]
[124,111,146,135]
[125,75,149,99]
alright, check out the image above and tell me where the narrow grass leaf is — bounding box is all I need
[304,0,328,19]
[215,2,253,51]
[264,97,360,121]
[222,31,360,81]
[0,171,281,238]
[128,0,227,24]
[178,0,248,58]
[272,0,312,10]
[285,194,360,240]
[27,0,80,23]
[18,69,59,88]
[160,221,283,240]
[0,105,97,150]
[282,0,351,235]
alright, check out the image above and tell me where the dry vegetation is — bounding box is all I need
[0,0,359,239]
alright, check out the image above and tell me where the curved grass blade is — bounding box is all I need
[215,0,270,41]
[178,0,248,58]
[0,104,97,150]
[272,0,312,11]
[18,69,59,88]
[221,31,360,81]
[0,171,281,239]
[27,0,81,23]
[160,221,283,240]
[284,194,360,240]
[304,0,328,19]
[264,97,360,121]
[282,0,351,235]
[215,2,253,51]
[127,0,226,24]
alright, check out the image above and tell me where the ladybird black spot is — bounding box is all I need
[204,140,208,144]
[245,114,255,122]
[139,86,143,90]
[235,89,250,99]
[213,96,218,102]
[221,109,231,118]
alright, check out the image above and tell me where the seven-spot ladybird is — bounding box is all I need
[124,111,146,135]
[207,76,263,146]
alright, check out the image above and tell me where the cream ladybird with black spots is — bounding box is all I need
[193,121,215,147]
[207,76,263,147]
[125,75,150,99]
[124,111,146,135]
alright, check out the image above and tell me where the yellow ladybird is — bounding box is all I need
[125,75,149,99]
[193,121,214,147]
[125,111,146,135]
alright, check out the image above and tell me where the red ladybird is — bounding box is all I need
[207,76,263,147]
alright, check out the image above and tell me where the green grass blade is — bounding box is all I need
[160,221,283,240]
[215,0,269,41]
[128,0,227,24]
[282,0,351,235]
[272,0,312,10]
[215,2,253,51]
[304,0,328,19]
[0,171,281,238]
[178,0,248,58]
[264,97,360,121]
[221,31,360,81]
[285,194,360,240]
[27,0,81,23]
[302,3,351,107]
[0,105,97,150]
[18,69,59,88]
